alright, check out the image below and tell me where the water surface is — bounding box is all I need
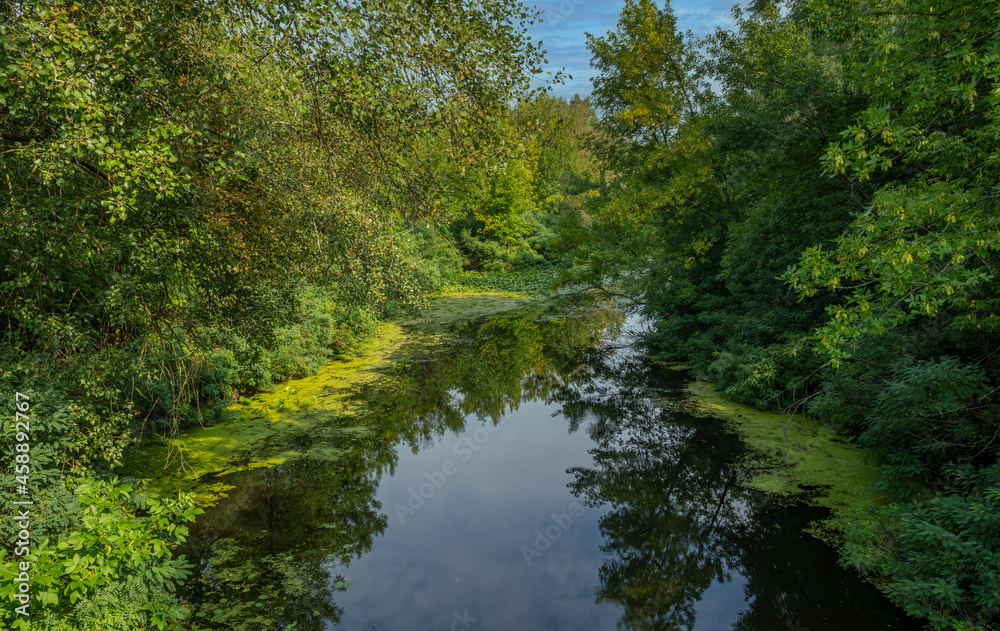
[177,297,920,631]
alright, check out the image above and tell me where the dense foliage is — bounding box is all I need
[569,0,1000,628]
[5,0,998,627]
[437,93,600,272]
[0,478,202,630]
[1,0,547,627]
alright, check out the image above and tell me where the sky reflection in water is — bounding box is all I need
[178,299,921,631]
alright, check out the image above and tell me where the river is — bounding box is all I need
[166,294,921,630]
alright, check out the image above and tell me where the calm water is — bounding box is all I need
[177,297,922,631]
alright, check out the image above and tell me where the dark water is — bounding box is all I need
[177,298,922,631]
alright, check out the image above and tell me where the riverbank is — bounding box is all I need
[681,380,878,512]
[165,293,920,631]
[125,289,885,526]
[121,290,541,504]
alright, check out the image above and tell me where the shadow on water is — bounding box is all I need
[175,296,922,631]
[560,351,917,631]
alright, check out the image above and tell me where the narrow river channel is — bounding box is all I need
[171,295,921,630]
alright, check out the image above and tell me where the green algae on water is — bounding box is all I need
[397,291,531,332]
[121,322,413,504]
[120,291,538,505]
[681,380,878,511]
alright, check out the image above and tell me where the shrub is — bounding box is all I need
[0,478,202,631]
[840,465,1000,630]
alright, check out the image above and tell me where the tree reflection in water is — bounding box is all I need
[174,298,919,631]
[177,297,624,630]
[561,342,918,631]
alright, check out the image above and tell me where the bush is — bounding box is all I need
[861,358,994,485]
[840,465,1000,630]
[0,478,202,631]
[405,222,465,287]
[706,344,780,409]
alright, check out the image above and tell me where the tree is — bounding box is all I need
[0,0,549,463]
[474,157,538,248]
[513,93,599,200]
[785,0,1000,365]
[0,0,550,627]
[587,0,705,144]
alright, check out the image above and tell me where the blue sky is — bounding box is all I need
[526,0,738,98]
